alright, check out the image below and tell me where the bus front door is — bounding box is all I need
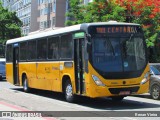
[74,38,85,94]
[13,46,19,85]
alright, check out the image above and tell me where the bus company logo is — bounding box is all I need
[1,112,12,117]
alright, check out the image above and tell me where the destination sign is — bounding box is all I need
[95,26,140,34]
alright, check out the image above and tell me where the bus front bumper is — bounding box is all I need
[86,82,149,98]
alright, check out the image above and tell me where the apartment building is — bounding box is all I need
[1,0,67,35]
[37,0,66,31]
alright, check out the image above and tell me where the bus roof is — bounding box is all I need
[6,21,140,44]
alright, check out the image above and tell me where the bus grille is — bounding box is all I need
[109,87,139,94]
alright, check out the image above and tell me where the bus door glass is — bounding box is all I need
[74,32,85,94]
[13,43,19,85]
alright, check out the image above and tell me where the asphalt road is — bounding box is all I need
[0,79,160,120]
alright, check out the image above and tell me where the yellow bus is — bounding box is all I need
[6,21,150,102]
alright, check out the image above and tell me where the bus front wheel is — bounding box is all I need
[65,80,76,103]
[23,75,30,93]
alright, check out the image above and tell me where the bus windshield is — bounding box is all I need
[92,35,146,72]
[89,25,147,74]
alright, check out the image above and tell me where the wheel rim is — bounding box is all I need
[152,85,160,99]
[66,84,73,97]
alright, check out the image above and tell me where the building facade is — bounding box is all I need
[37,0,66,31]
[1,0,66,35]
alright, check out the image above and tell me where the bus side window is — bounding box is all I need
[28,40,36,60]
[60,34,73,59]
[37,38,47,60]
[20,42,27,61]
[48,37,59,60]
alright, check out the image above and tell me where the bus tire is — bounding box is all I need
[111,96,124,101]
[65,80,76,103]
[23,75,30,93]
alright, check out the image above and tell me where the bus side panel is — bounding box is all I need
[6,63,14,84]
[19,61,61,92]
[49,62,61,92]
[36,62,59,91]
[19,62,37,88]
[59,61,75,93]
[36,62,50,90]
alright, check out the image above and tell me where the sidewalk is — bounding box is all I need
[0,100,56,120]
[0,101,28,111]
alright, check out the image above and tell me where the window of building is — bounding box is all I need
[52,17,55,27]
[44,7,48,14]
[53,2,56,13]
[40,21,44,29]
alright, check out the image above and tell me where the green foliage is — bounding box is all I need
[65,0,126,25]
[65,0,85,25]
[0,2,22,44]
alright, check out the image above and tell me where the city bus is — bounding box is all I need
[6,21,150,102]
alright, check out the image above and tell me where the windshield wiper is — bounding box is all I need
[106,38,115,56]
[121,34,134,58]
[128,34,134,42]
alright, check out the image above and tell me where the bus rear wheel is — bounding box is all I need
[65,80,76,103]
[23,75,30,93]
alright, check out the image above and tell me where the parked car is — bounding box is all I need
[149,63,160,100]
[0,58,6,80]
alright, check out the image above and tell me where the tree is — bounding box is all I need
[66,0,159,46]
[115,0,160,47]
[65,0,85,25]
[66,0,126,25]
[0,2,22,44]
[115,0,160,62]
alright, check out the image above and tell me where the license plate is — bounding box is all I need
[119,91,130,95]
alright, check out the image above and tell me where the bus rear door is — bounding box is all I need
[13,43,19,85]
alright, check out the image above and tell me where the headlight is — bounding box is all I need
[92,75,105,86]
[141,72,150,85]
